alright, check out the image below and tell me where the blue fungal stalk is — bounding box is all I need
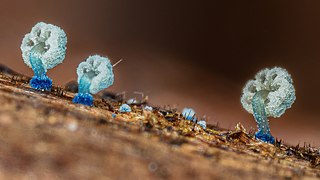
[21,22,67,91]
[182,108,196,121]
[119,104,131,113]
[241,67,296,144]
[73,55,114,106]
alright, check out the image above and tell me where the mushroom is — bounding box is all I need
[182,108,196,121]
[119,104,132,113]
[197,120,207,129]
[21,22,67,90]
[72,55,114,106]
[241,67,296,144]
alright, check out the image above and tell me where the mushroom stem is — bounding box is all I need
[78,75,91,94]
[29,42,52,91]
[252,90,275,144]
[72,75,94,106]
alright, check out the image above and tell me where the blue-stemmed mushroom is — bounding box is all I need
[21,22,67,91]
[241,67,296,144]
[72,55,114,106]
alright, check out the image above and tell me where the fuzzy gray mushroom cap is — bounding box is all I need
[241,67,296,118]
[20,22,67,70]
[77,55,114,94]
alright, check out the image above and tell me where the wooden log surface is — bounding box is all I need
[0,66,319,179]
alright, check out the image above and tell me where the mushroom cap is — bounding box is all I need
[77,55,114,94]
[21,22,67,70]
[241,67,296,118]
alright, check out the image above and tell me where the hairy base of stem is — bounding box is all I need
[255,130,275,144]
[72,93,94,106]
[30,75,52,91]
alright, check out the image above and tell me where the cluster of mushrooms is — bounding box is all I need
[21,22,114,106]
[20,22,296,144]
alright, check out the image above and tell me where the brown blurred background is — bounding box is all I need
[0,0,319,146]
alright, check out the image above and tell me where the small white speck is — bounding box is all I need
[144,105,153,111]
[67,121,78,132]
[127,98,138,104]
